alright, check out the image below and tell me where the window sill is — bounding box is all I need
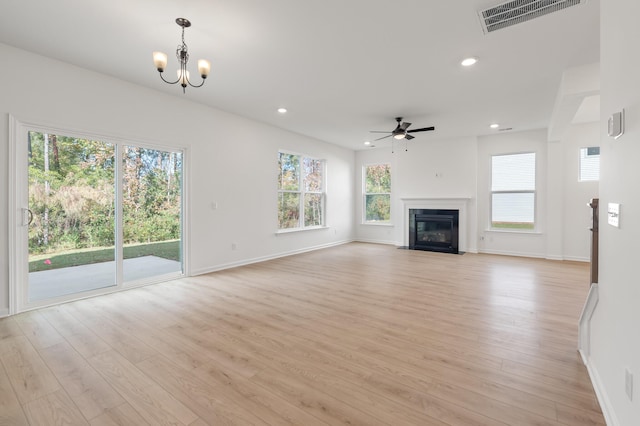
[276,226,329,235]
[485,229,542,235]
[361,222,394,227]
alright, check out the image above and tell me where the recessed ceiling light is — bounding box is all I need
[277,108,287,114]
[490,123,499,129]
[364,141,371,145]
[461,57,478,67]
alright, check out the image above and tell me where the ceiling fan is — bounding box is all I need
[370,117,435,141]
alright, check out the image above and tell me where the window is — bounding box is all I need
[364,164,391,223]
[579,147,600,181]
[491,152,536,230]
[278,151,325,230]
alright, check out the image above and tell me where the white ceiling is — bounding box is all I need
[0,0,600,150]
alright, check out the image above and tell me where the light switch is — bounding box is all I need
[608,203,620,228]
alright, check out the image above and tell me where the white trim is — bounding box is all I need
[545,254,589,262]
[562,256,590,263]
[0,308,9,318]
[400,197,471,251]
[182,146,191,278]
[585,357,620,426]
[363,163,392,224]
[8,115,18,315]
[546,255,589,262]
[545,254,564,261]
[578,283,599,364]
[478,248,546,259]
[191,239,353,276]
[276,225,329,235]
[355,238,396,246]
[8,115,28,315]
[485,229,542,235]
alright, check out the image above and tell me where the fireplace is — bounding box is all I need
[409,209,459,254]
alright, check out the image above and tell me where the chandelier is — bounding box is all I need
[153,18,211,93]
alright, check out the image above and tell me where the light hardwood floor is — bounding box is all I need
[0,243,605,425]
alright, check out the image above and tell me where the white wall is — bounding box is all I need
[477,129,548,258]
[589,0,640,424]
[562,122,600,261]
[0,43,355,315]
[355,137,478,252]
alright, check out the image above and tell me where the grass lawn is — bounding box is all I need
[29,240,180,273]
[491,222,535,230]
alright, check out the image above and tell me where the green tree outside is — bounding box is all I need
[364,164,391,222]
[28,132,182,271]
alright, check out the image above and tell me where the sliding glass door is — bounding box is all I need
[122,146,183,282]
[27,132,117,301]
[12,121,184,311]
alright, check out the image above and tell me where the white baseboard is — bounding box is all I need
[546,254,564,261]
[478,248,546,259]
[585,357,620,426]
[562,256,590,262]
[191,239,354,276]
[355,238,397,246]
[0,308,9,318]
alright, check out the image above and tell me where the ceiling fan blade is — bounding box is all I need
[369,131,391,133]
[400,122,412,131]
[407,126,435,133]
[374,134,393,141]
[405,134,415,140]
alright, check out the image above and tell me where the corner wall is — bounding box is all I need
[355,136,478,252]
[562,122,600,262]
[588,0,640,424]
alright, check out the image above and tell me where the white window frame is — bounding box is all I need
[277,150,326,232]
[362,163,392,225]
[579,146,600,182]
[490,152,537,232]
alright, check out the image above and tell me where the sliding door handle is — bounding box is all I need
[22,208,33,226]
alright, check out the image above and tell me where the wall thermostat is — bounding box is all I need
[608,110,624,139]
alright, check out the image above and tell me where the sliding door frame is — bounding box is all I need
[8,115,190,314]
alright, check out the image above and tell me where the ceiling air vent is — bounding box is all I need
[478,0,587,34]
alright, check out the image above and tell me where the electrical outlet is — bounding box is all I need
[231,243,237,251]
[625,368,633,401]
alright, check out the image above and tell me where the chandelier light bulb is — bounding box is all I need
[177,69,190,86]
[153,52,168,71]
[198,59,211,78]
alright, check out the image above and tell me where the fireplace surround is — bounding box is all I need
[401,197,470,253]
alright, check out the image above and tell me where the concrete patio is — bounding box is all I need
[29,255,182,301]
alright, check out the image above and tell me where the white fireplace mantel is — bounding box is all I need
[400,197,471,250]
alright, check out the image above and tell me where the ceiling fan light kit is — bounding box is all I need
[153,18,211,93]
[369,117,435,151]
